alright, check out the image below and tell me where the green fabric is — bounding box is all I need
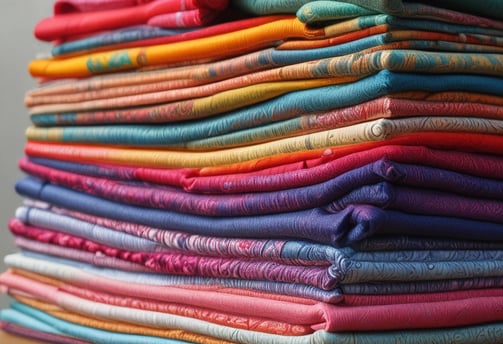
[232,0,503,20]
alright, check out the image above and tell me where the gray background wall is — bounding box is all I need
[0,1,52,309]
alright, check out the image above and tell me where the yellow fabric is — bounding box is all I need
[29,17,325,78]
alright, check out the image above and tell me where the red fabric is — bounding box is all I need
[35,0,229,41]
[24,132,503,173]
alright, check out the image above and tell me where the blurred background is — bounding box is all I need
[0,1,52,309]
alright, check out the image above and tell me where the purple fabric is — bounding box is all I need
[19,157,503,218]
[15,177,503,246]
[326,182,503,223]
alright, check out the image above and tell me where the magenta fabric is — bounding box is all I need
[22,143,503,194]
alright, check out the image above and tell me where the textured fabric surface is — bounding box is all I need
[35,0,229,41]
[232,0,503,21]
[29,17,326,78]
[15,177,503,246]
[18,157,503,217]
[24,144,503,192]
[50,15,284,57]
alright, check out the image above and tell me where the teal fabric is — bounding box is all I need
[232,0,503,21]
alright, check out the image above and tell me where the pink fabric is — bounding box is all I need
[36,0,229,41]
[3,271,503,332]
[9,221,331,288]
[54,0,154,14]
[21,144,503,194]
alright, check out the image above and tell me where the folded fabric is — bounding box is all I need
[51,15,283,57]
[15,177,503,246]
[23,201,503,252]
[7,272,503,338]
[28,77,351,120]
[295,1,503,24]
[2,302,200,344]
[5,269,503,335]
[54,0,155,14]
[1,314,92,344]
[35,0,229,41]
[29,17,326,78]
[24,144,503,192]
[24,131,503,170]
[11,250,503,301]
[26,22,503,107]
[29,70,503,129]
[10,255,503,308]
[10,217,503,290]
[18,156,503,217]
[27,49,503,115]
[232,0,503,22]
[8,273,313,335]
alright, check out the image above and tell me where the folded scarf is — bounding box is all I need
[15,177,503,246]
[54,0,155,14]
[24,144,503,192]
[232,0,503,22]
[35,0,229,41]
[27,49,503,115]
[51,15,284,57]
[29,17,326,78]
[10,218,503,290]
[18,156,503,218]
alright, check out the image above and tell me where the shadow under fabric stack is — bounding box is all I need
[2,0,503,342]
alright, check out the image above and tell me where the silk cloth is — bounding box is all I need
[35,0,229,41]
[17,157,503,220]
[8,211,503,291]
[4,265,503,336]
[232,0,503,21]
[4,0,503,343]
[14,177,503,247]
[23,144,503,192]
[5,300,503,344]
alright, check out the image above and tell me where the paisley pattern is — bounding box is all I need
[3,0,503,343]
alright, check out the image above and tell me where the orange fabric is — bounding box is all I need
[29,17,326,79]
[13,296,232,344]
[24,132,503,172]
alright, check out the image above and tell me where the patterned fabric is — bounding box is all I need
[14,177,503,246]
[3,0,503,343]
[24,144,503,192]
[232,0,503,21]
[35,0,229,41]
[51,16,282,56]
[18,157,503,218]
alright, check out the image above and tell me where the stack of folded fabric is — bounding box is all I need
[2,0,503,343]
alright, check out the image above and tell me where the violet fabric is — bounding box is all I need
[15,177,503,246]
[24,144,503,193]
[3,0,503,342]
[18,157,503,219]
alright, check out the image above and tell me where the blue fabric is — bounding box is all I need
[31,71,503,128]
[15,177,503,246]
[3,302,191,344]
[52,25,193,56]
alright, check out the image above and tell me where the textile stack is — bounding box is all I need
[1,0,503,343]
